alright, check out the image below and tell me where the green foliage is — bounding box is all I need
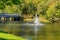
[0,0,8,3]
[0,2,5,10]
[0,38,7,40]
[0,0,60,22]
[56,4,60,17]
[5,1,13,6]
[2,0,8,3]
[22,3,37,15]
[12,0,22,5]
[56,5,60,9]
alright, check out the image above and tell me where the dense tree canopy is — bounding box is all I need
[0,0,60,22]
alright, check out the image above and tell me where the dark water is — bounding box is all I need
[0,21,60,40]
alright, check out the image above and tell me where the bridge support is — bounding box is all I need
[0,16,23,21]
[1,17,5,21]
[0,17,15,21]
[10,17,14,21]
[5,17,6,21]
[12,17,14,21]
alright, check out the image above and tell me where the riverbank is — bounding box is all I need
[23,17,49,23]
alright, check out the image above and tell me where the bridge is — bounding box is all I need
[0,13,23,21]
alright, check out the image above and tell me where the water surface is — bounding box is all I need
[0,21,60,40]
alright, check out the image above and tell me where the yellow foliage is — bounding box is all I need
[46,0,57,17]
[32,0,40,4]
[4,5,18,13]
[4,6,12,13]
[12,5,18,11]
[0,10,2,13]
[39,17,49,23]
[24,0,32,4]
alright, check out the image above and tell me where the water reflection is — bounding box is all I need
[0,21,39,40]
[0,21,60,40]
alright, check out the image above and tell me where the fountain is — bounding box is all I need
[22,14,44,40]
[23,14,44,26]
[34,14,44,40]
[34,14,43,25]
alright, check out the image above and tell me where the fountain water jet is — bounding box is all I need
[34,14,43,25]
[34,14,39,24]
[23,14,44,26]
[22,14,44,40]
[34,14,44,40]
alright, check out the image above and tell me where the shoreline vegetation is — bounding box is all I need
[0,0,60,23]
[0,14,59,23]
[23,14,60,23]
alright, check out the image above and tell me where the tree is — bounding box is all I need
[22,2,37,15]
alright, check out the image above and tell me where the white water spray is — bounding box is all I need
[34,14,39,40]
[34,14,44,40]
[23,14,44,40]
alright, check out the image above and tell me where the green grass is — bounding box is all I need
[0,32,25,40]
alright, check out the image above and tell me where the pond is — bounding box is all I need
[0,21,60,40]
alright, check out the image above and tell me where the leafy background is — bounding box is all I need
[0,0,60,22]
